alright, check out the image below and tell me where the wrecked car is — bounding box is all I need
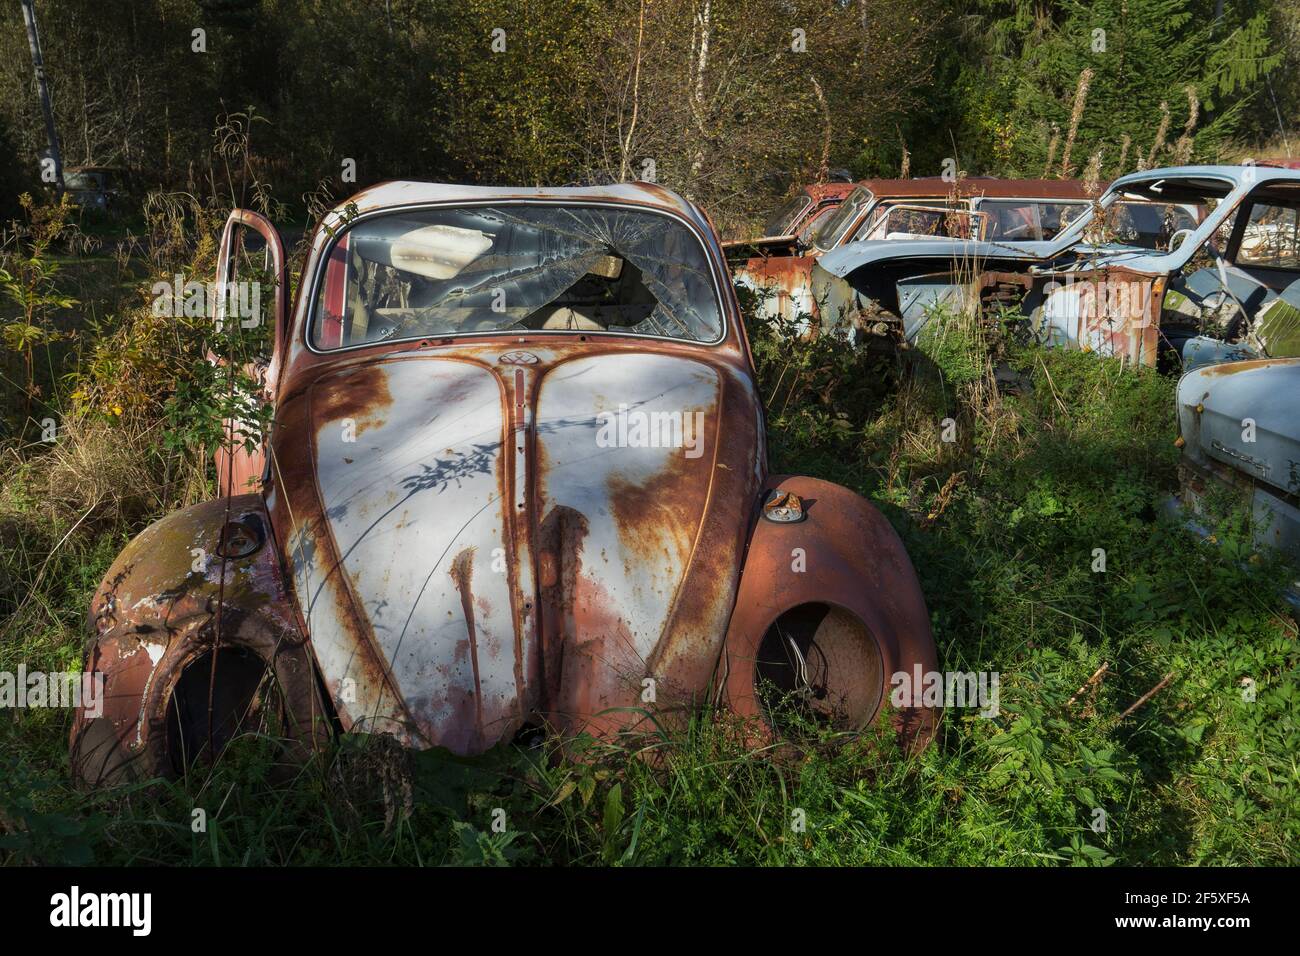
[723,181,855,257]
[759,181,857,240]
[69,182,939,785]
[810,165,1300,369]
[1174,355,1300,610]
[733,177,1094,333]
[63,165,132,214]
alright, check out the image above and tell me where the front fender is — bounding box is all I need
[70,495,329,786]
[721,475,938,748]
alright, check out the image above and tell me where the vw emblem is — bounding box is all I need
[499,350,539,365]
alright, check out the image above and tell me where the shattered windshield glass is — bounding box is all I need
[311,204,724,349]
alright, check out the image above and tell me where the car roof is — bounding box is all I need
[854,177,1093,200]
[332,180,713,231]
[801,182,856,202]
[1110,164,1300,190]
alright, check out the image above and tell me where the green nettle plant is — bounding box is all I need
[0,194,77,421]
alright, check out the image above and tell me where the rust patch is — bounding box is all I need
[537,505,589,711]
[606,454,702,567]
[1197,356,1292,377]
[449,546,484,747]
[311,363,393,438]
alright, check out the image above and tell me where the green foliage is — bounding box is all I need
[0,193,77,404]
[159,299,273,458]
[906,0,1285,178]
[0,752,102,865]
[0,3,1298,869]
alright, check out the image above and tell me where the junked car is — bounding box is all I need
[69,182,938,785]
[809,166,1300,369]
[733,177,1094,333]
[63,165,131,214]
[1174,355,1300,610]
[755,181,857,242]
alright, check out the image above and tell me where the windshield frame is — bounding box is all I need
[1042,173,1239,262]
[763,193,814,237]
[811,186,874,252]
[303,199,731,354]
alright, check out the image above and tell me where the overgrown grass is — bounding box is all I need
[1,279,1297,866]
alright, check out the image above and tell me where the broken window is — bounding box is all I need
[1094,201,1199,251]
[311,204,725,349]
[860,203,980,240]
[1236,202,1300,270]
[1036,202,1090,240]
[980,200,1090,241]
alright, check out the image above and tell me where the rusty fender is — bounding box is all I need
[721,475,939,749]
[69,495,330,786]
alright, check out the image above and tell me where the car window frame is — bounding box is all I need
[812,186,874,252]
[1230,197,1300,274]
[303,199,731,354]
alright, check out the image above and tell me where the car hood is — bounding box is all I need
[269,347,763,753]
[815,238,1056,279]
[814,238,1163,280]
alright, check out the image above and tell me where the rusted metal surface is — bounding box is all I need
[269,338,764,752]
[722,475,938,748]
[1033,266,1163,363]
[850,177,1092,202]
[69,495,328,786]
[73,181,938,780]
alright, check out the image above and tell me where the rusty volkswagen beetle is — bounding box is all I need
[70,182,937,785]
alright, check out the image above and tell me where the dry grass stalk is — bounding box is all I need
[1083,149,1104,196]
[1059,68,1094,177]
[1172,85,1200,165]
[1116,133,1132,175]
[1043,124,1061,178]
[1144,101,1171,169]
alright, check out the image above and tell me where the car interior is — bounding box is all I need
[1163,182,1300,356]
[312,207,723,347]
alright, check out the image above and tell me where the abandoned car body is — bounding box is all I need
[810,165,1300,368]
[1174,355,1300,610]
[754,181,856,243]
[733,177,1095,333]
[69,182,938,785]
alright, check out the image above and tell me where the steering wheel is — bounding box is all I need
[1204,245,1255,341]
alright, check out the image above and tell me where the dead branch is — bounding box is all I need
[1067,662,1109,707]
[1115,672,1175,723]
